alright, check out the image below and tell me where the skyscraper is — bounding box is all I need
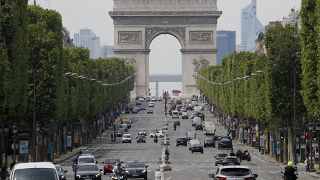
[240,0,264,52]
[217,31,236,64]
[74,28,101,59]
[100,45,114,58]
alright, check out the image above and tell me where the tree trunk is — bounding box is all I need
[287,125,296,163]
[283,136,288,163]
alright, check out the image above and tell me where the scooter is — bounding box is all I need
[280,167,298,180]
[111,174,126,180]
[243,152,251,161]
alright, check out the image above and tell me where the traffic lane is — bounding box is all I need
[60,103,165,180]
[167,114,218,180]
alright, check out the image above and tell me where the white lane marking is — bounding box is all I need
[166,176,172,180]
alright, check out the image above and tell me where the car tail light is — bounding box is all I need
[216,177,227,180]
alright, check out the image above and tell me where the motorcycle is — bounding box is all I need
[243,152,251,161]
[154,137,158,143]
[280,166,298,180]
[111,174,126,180]
[111,169,127,180]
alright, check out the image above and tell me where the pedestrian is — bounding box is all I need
[305,157,310,172]
[111,133,114,143]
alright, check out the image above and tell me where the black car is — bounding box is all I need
[190,143,204,154]
[214,153,228,166]
[125,107,131,114]
[197,112,205,121]
[221,156,241,166]
[136,135,146,143]
[195,123,203,131]
[125,161,148,180]
[204,137,215,147]
[55,165,67,180]
[147,109,153,114]
[75,163,102,180]
[176,137,188,146]
[218,137,233,149]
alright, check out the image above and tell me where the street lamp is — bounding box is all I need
[12,125,18,162]
[35,123,40,161]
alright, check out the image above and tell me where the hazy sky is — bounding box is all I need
[32,0,301,74]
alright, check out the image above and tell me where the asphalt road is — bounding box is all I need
[60,100,318,180]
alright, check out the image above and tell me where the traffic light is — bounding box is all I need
[312,132,318,141]
[280,132,284,139]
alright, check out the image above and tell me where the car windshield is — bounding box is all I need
[221,138,231,142]
[79,157,95,164]
[225,158,237,162]
[220,168,250,176]
[78,165,99,171]
[137,135,145,138]
[127,162,145,168]
[217,154,227,158]
[124,135,131,138]
[55,166,62,172]
[105,159,120,164]
[13,168,58,180]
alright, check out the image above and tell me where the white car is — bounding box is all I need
[172,110,179,118]
[122,134,132,143]
[149,130,164,138]
[149,102,154,107]
[10,162,59,180]
[77,155,97,164]
[151,96,157,101]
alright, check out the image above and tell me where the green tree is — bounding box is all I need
[264,22,304,162]
[300,0,319,118]
[0,0,29,126]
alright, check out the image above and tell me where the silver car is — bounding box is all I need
[209,165,258,179]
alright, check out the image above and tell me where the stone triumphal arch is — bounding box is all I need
[110,0,221,97]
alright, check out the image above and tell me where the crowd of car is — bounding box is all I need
[168,98,259,180]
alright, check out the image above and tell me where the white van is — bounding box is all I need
[204,121,216,136]
[172,110,179,118]
[10,162,59,180]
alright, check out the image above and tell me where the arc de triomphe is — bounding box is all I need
[109,0,221,97]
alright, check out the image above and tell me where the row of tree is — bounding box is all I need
[0,2,134,139]
[197,22,304,162]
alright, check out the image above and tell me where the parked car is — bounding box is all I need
[55,165,67,180]
[10,162,60,180]
[122,134,132,143]
[75,163,102,180]
[102,159,121,174]
[124,161,148,180]
[221,156,240,166]
[218,137,233,150]
[214,153,228,166]
[204,137,215,147]
[136,135,146,143]
[209,166,258,179]
[176,137,188,146]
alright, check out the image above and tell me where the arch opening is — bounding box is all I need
[149,34,182,98]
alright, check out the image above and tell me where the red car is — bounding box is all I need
[102,159,121,174]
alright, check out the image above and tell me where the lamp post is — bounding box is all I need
[12,125,18,162]
[35,123,40,161]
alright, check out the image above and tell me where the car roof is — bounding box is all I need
[79,155,95,158]
[123,133,131,136]
[13,162,56,170]
[78,163,98,166]
[219,165,250,169]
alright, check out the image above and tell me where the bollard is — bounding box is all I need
[155,171,161,180]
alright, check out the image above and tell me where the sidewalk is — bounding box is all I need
[54,117,122,164]
[204,110,320,178]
